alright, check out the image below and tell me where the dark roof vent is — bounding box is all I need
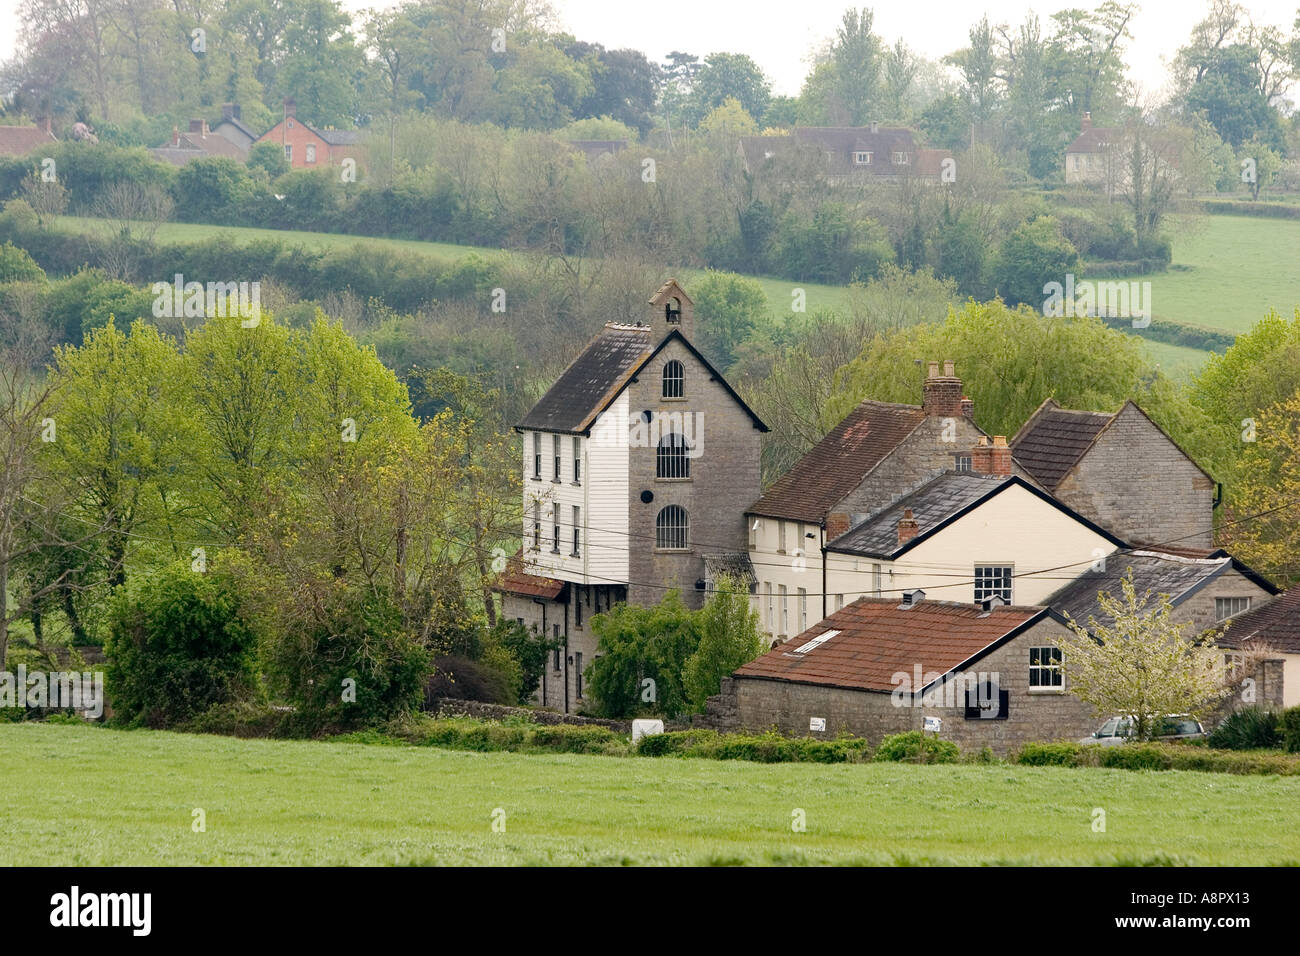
[900,589,925,608]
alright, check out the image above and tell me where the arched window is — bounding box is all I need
[662,360,684,398]
[656,432,691,479]
[656,505,689,550]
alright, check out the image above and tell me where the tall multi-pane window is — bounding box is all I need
[798,588,808,633]
[975,565,1013,604]
[765,582,774,630]
[575,652,584,698]
[662,360,684,398]
[552,434,561,482]
[551,507,560,553]
[571,505,581,556]
[572,436,581,483]
[779,585,788,635]
[779,521,788,554]
[532,433,541,479]
[655,505,689,550]
[656,433,691,479]
[532,502,540,550]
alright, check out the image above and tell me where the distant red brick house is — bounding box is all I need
[255,100,362,171]
[0,118,57,157]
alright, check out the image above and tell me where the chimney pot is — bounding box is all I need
[943,359,955,377]
[922,359,963,417]
[926,360,939,379]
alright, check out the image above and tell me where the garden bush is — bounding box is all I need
[872,731,960,764]
[1015,742,1084,766]
[1208,707,1281,750]
[1280,707,1300,753]
[104,561,260,728]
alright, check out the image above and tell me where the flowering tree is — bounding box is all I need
[1056,569,1230,740]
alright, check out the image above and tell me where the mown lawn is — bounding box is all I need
[3,723,1298,865]
[1086,214,1300,335]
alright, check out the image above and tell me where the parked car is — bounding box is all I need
[1080,715,1206,746]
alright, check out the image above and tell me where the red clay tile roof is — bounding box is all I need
[494,556,566,600]
[0,125,58,156]
[734,598,1046,692]
[1217,586,1300,653]
[1010,399,1113,490]
[748,400,926,523]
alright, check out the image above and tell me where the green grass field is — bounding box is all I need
[3,723,1299,865]
[56,211,1300,380]
[1087,215,1300,335]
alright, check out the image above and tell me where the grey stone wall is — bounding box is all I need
[834,415,986,520]
[1054,403,1215,548]
[626,338,763,610]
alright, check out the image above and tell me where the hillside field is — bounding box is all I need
[3,723,1299,865]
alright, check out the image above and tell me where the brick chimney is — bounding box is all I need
[222,103,241,122]
[826,512,850,541]
[897,508,919,546]
[971,435,1012,476]
[922,359,964,418]
[284,97,297,119]
[171,125,180,147]
[1081,111,1092,131]
[961,395,974,419]
[189,118,208,137]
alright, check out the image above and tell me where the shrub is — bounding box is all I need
[266,587,429,732]
[872,731,960,764]
[104,561,260,728]
[1015,742,1084,766]
[0,241,45,283]
[530,724,626,755]
[1208,706,1281,750]
[1098,745,1174,771]
[1280,707,1300,753]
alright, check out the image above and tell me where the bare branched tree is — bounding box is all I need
[91,180,173,280]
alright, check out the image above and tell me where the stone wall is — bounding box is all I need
[1054,403,1215,548]
[626,337,764,610]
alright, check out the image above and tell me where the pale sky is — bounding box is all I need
[0,0,1296,108]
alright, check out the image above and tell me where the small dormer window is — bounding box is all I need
[893,151,908,165]
[854,151,872,165]
[665,297,681,324]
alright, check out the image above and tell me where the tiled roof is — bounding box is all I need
[1010,399,1113,490]
[316,128,361,146]
[747,400,926,523]
[517,323,654,434]
[828,471,1016,558]
[1066,127,1121,154]
[0,125,58,156]
[150,131,247,164]
[1217,586,1300,653]
[734,598,1045,692]
[1045,549,1233,631]
[494,555,566,600]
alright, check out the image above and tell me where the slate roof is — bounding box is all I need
[1010,399,1113,490]
[1215,586,1300,653]
[704,552,757,589]
[1044,548,1252,632]
[516,319,767,436]
[517,323,653,434]
[827,471,1017,558]
[734,598,1046,692]
[0,125,58,156]
[149,130,248,165]
[316,128,361,146]
[747,400,926,523]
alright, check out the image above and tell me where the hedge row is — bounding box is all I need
[1095,312,1236,352]
[635,728,873,763]
[1014,741,1300,775]
[1200,200,1300,220]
